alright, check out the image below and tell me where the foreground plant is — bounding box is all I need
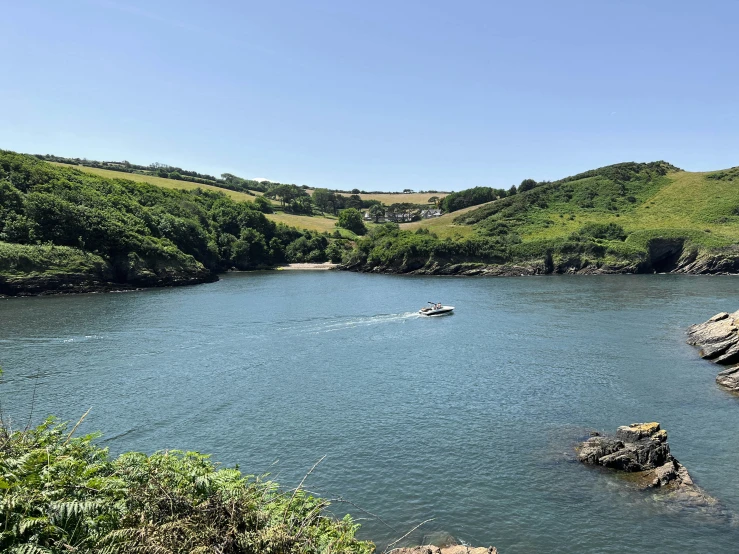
[0,418,374,554]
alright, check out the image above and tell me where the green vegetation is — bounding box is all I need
[440,186,508,213]
[0,151,351,292]
[43,156,455,238]
[0,415,373,553]
[347,162,739,273]
[48,163,261,203]
[336,208,367,236]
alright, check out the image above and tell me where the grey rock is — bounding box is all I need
[577,436,623,465]
[716,366,739,391]
[686,310,739,390]
[713,342,739,365]
[686,311,739,348]
[391,547,497,554]
[577,422,696,490]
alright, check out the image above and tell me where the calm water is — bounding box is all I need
[2,273,739,552]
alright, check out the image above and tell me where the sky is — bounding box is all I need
[1,0,738,191]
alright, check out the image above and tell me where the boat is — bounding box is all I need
[419,302,454,316]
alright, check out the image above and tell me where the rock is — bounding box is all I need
[389,545,498,554]
[686,310,739,349]
[716,366,739,391]
[615,422,661,442]
[686,310,739,391]
[577,422,693,488]
[577,436,624,465]
[577,422,724,513]
[710,312,730,322]
[652,459,679,487]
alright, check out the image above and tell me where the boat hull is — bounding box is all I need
[419,306,454,316]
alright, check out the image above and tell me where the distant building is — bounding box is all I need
[420,209,442,219]
[385,211,413,223]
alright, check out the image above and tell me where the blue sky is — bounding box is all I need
[2,0,737,191]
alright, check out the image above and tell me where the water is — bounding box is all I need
[2,273,739,553]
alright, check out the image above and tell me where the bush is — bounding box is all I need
[571,222,627,241]
[0,417,374,554]
[336,208,366,236]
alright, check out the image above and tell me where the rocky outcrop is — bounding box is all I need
[578,423,693,488]
[390,546,497,554]
[577,422,720,512]
[687,310,739,391]
[0,256,217,297]
[344,248,739,276]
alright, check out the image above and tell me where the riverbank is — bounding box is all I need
[277,262,339,270]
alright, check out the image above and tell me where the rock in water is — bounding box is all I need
[389,545,498,554]
[686,310,739,390]
[577,422,715,500]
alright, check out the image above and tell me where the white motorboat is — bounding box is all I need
[419,302,454,316]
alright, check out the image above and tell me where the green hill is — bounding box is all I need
[347,162,739,274]
[0,151,346,295]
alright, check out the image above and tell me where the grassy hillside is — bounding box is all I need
[455,163,739,246]
[343,191,445,205]
[49,162,261,202]
[49,162,357,233]
[347,162,739,274]
[0,151,349,294]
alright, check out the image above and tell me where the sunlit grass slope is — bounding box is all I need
[415,164,739,248]
[49,162,260,202]
[49,162,352,233]
[399,201,495,239]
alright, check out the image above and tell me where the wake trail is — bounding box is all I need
[283,312,421,335]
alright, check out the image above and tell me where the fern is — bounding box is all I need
[1,419,374,554]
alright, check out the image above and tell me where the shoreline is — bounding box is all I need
[276,262,339,271]
[1,265,737,298]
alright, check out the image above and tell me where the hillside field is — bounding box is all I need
[48,162,349,233]
[49,162,261,202]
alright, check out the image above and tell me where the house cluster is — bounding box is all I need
[363,208,442,223]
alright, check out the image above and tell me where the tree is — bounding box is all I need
[287,195,314,215]
[519,179,537,192]
[253,196,273,213]
[428,196,440,207]
[368,204,385,223]
[508,185,517,196]
[326,241,344,263]
[337,208,366,235]
[312,188,332,214]
[346,194,363,210]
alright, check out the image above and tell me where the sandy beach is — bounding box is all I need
[277,263,339,270]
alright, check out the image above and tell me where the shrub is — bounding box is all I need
[0,417,374,554]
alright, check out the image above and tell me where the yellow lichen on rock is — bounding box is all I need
[628,422,660,434]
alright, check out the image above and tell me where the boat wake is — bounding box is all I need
[282,312,420,335]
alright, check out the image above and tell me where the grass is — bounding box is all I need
[49,163,261,203]
[265,211,342,233]
[398,200,497,239]
[514,170,739,248]
[305,190,447,205]
[49,162,357,234]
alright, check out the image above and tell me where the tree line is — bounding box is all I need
[1,151,349,286]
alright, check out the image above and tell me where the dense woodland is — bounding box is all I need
[0,151,349,290]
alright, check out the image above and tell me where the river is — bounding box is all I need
[2,272,739,552]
